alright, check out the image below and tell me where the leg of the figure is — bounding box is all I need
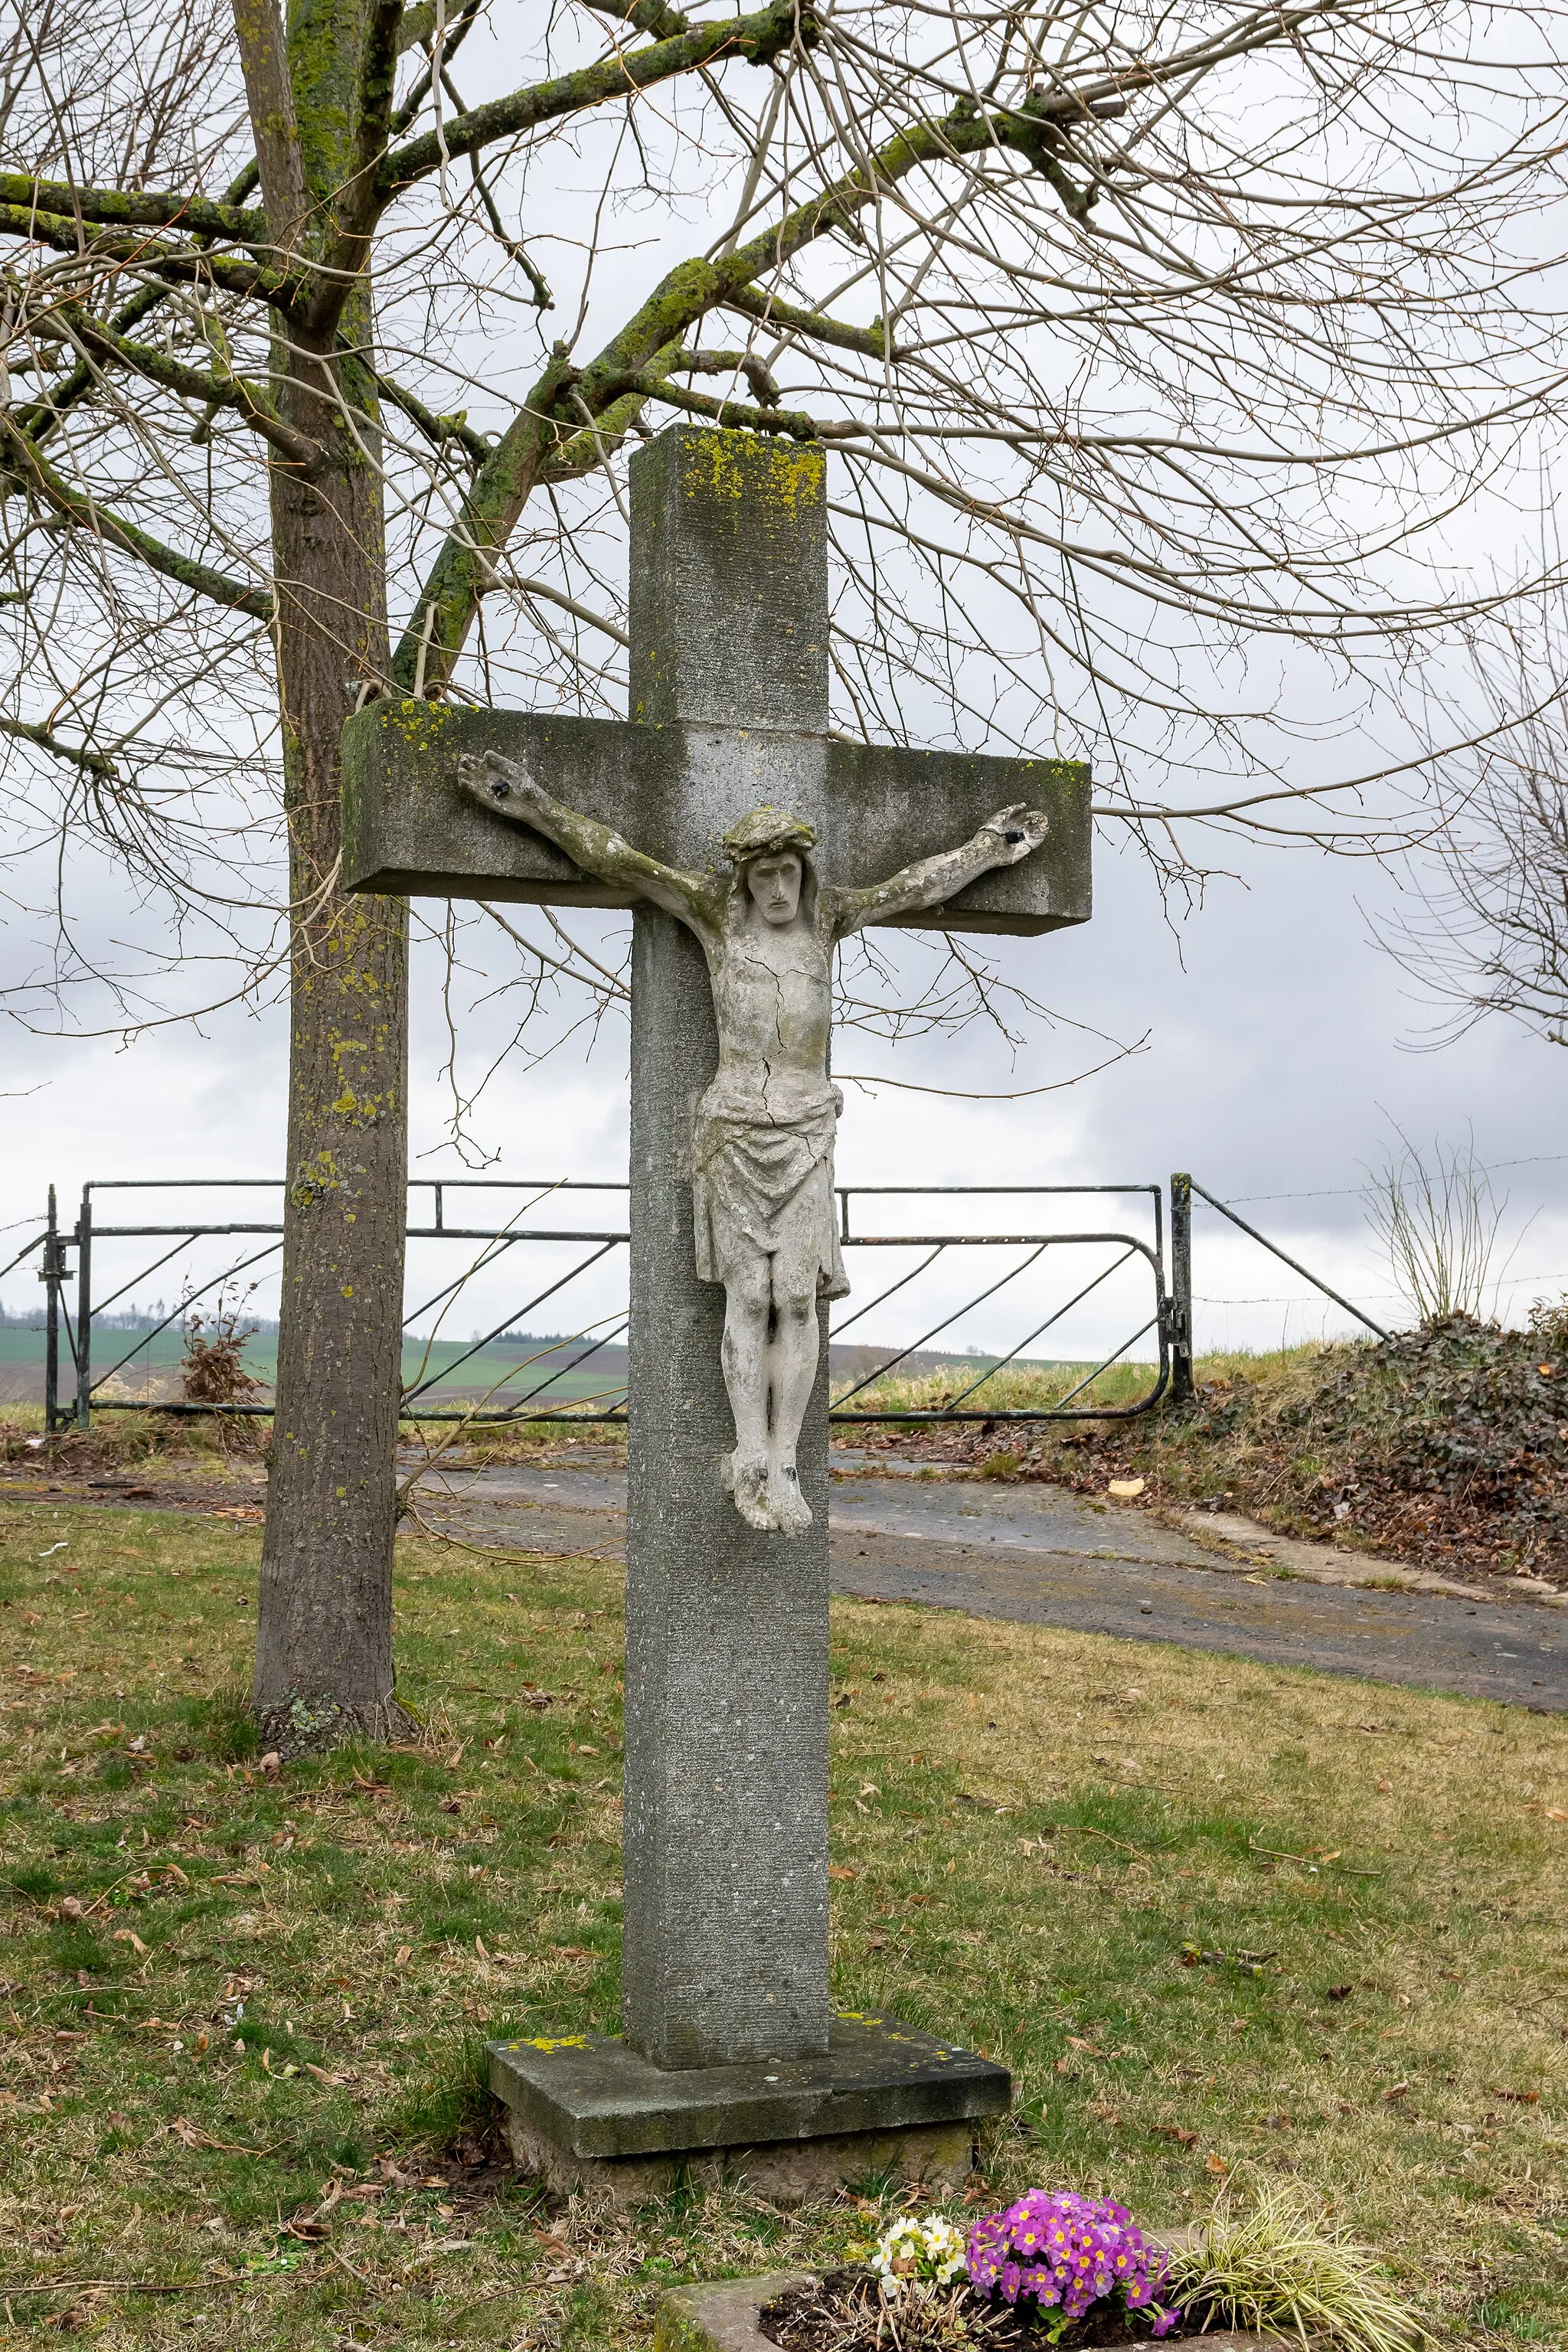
[720,1256,778,1531]
[765,1281,821,1537]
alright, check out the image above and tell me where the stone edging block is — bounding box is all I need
[655,2272,1290,2352]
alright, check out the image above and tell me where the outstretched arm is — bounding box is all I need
[827,804,1050,937]
[457,751,722,932]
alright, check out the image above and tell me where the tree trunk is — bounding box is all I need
[252,340,413,1752]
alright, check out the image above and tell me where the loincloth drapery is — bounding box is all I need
[691,1096,849,1302]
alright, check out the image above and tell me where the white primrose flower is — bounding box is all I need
[870,2213,967,2298]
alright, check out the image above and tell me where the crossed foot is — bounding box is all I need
[724,1451,813,1537]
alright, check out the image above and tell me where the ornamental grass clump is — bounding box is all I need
[1160,2183,1427,2352]
[966,2191,1178,2340]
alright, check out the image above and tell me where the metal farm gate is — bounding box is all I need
[8,1172,1389,1435]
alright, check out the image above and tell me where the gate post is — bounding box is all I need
[41,1188,65,1434]
[1169,1173,1196,1404]
[74,1188,93,1430]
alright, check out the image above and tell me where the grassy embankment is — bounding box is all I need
[838,1325,1568,1583]
[0,1494,1563,2347]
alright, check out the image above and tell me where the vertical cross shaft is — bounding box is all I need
[620,430,834,2069]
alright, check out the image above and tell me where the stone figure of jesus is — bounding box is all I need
[458,750,1049,1537]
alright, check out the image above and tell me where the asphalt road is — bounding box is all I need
[407,1455,1568,1712]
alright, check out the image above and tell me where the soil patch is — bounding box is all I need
[762,2271,1184,2352]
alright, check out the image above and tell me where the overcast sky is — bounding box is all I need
[5,806,1560,1372]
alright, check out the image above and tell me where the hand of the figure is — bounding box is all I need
[456,749,541,816]
[979,803,1050,864]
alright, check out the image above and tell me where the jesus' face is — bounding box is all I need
[744,849,803,926]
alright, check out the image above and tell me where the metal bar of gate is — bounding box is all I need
[830,1243,1051,1406]
[1169,1174,1195,1403]
[43,1187,60,1435]
[832,1236,1171,1423]
[938,1245,1138,1410]
[74,1188,91,1429]
[0,1229,48,1284]
[400,1243,623,1403]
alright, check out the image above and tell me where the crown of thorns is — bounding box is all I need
[720,806,818,862]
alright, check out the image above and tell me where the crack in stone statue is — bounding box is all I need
[458,752,1048,1536]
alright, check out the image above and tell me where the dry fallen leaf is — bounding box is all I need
[112,1928,148,1956]
[1155,2125,1199,2146]
[170,2117,271,2155]
[828,1865,860,1881]
[1383,2082,1410,2102]
[1205,2153,1229,2175]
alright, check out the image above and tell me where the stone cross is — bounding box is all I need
[343,424,1089,2181]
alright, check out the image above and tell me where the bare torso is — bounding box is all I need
[697,900,836,1125]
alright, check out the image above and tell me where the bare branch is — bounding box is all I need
[379,0,811,194]
[0,709,119,776]
[0,416,273,620]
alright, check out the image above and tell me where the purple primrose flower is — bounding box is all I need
[964,2190,1179,2338]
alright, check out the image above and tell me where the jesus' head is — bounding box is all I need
[721,805,817,928]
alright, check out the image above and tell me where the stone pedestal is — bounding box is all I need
[486,2010,1010,2204]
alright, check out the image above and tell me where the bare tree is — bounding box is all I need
[1380,632,1568,1050]
[4,0,1568,1743]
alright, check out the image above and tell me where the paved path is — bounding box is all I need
[407,1457,1568,1713]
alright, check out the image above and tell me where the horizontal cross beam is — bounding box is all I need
[341,703,1090,938]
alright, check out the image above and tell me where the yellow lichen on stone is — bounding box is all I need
[682,427,823,517]
[385,697,453,755]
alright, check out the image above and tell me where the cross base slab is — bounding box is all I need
[498,2111,979,2209]
[485,2013,1010,2197]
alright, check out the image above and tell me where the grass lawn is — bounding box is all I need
[0,1500,1564,2348]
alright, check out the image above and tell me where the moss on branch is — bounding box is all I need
[0,710,119,778]
[624,373,861,441]
[723,284,887,358]
[0,173,266,242]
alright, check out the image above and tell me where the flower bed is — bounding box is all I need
[755,2188,1423,2352]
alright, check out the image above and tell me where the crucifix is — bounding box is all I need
[345,424,1090,2194]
